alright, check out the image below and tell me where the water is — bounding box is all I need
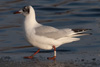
[0,0,100,63]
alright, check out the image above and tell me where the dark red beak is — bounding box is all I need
[13,11,21,14]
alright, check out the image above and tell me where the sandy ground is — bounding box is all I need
[0,51,100,67]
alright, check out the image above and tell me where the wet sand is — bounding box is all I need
[0,58,78,67]
[0,52,100,67]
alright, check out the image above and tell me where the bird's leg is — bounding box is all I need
[24,49,40,59]
[47,46,56,60]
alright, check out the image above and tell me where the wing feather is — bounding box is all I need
[35,26,75,39]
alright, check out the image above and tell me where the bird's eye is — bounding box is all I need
[22,6,29,13]
[22,6,27,12]
[23,8,26,12]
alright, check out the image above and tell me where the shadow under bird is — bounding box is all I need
[13,5,91,60]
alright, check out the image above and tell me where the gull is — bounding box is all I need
[14,5,91,60]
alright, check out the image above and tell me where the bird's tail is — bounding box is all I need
[72,33,92,37]
[72,29,92,37]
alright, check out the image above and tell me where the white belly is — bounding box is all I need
[26,34,62,50]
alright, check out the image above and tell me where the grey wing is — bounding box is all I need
[35,26,59,34]
[35,26,75,39]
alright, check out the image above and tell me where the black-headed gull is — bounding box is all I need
[14,5,91,60]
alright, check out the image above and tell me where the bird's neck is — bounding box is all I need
[24,14,39,35]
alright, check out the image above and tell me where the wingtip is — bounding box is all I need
[72,28,92,32]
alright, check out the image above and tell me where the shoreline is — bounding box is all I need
[0,52,100,67]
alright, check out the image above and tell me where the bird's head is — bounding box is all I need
[14,6,34,16]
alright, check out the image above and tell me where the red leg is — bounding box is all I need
[47,46,56,60]
[24,49,40,59]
